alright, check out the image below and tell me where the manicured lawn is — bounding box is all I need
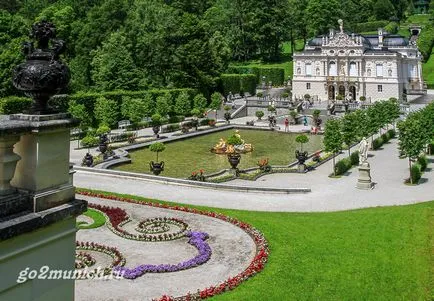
[113,129,323,178]
[423,50,434,88]
[79,189,434,301]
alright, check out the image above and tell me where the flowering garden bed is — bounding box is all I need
[78,191,269,301]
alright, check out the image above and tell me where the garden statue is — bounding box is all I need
[13,21,70,114]
[359,137,369,163]
[357,137,374,190]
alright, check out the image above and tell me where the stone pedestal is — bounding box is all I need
[10,114,77,212]
[356,161,374,190]
[297,164,306,173]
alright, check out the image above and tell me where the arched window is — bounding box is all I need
[349,62,357,76]
[329,62,337,76]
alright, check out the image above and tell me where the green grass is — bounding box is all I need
[113,129,323,178]
[77,208,106,229]
[79,189,434,301]
[423,49,434,88]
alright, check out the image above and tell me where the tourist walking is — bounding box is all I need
[284,118,289,132]
[303,116,308,126]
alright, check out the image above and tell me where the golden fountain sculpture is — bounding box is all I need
[211,130,253,154]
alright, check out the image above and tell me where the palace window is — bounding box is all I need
[329,62,337,76]
[305,63,312,76]
[349,62,357,76]
[377,85,383,92]
[376,64,383,77]
[306,83,311,90]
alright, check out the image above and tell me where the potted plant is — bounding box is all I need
[267,105,276,115]
[295,135,309,169]
[208,119,216,127]
[226,134,243,170]
[281,92,289,100]
[255,110,264,120]
[151,113,162,138]
[257,158,271,172]
[149,142,166,175]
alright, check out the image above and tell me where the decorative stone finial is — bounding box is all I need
[12,21,70,115]
[338,19,344,33]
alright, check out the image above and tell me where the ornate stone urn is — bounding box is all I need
[149,161,165,175]
[227,153,241,169]
[13,21,70,115]
[295,150,308,165]
[98,134,109,159]
[82,153,94,167]
[152,126,160,138]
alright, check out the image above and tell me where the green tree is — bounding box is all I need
[149,142,166,162]
[91,31,138,91]
[68,100,92,131]
[94,97,120,128]
[210,92,222,120]
[121,97,146,124]
[305,0,342,36]
[324,118,343,176]
[174,91,192,115]
[397,117,425,183]
[341,112,357,156]
[374,0,396,20]
[295,135,309,151]
[193,93,208,112]
[156,94,171,117]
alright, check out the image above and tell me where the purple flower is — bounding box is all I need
[114,231,212,279]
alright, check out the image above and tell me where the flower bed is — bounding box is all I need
[135,217,187,235]
[76,241,126,277]
[114,231,212,279]
[75,252,96,269]
[78,191,269,300]
[88,204,189,241]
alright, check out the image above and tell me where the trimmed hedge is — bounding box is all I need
[226,66,285,86]
[387,128,396,138]
[0,96,32,114]
[350,20,389,33]
[220,74,256,96]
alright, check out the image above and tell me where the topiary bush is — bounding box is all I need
[381,133,389,143]
[410,163,422,184]
[372,137,383,150]
[334,157,352,176]
[81,135,99,148]
[255,110,264,120]
[350,151,360,166]
[417,155,428,172]
[387,128,396,138]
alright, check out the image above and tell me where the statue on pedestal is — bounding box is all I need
[357,137,374,190]
[358,137,369,163]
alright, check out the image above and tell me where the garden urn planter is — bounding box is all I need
[227,153,241,169]
[150,161,165,175]
[98,134,109,158]
[152,126,160,138]
[12,21,70,115]
[224,112,231,124]
[295,150,308,165]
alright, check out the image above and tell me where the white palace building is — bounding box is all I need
[292,20,425,102]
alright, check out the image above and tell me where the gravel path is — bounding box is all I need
[75,195,256,301]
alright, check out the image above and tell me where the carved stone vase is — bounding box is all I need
[13,21,70,115]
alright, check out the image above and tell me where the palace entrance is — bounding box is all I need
[328,85,335,100]
[349,86,356,101]
[338,85,345,98]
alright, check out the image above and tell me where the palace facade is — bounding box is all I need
[292,20,425,102]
